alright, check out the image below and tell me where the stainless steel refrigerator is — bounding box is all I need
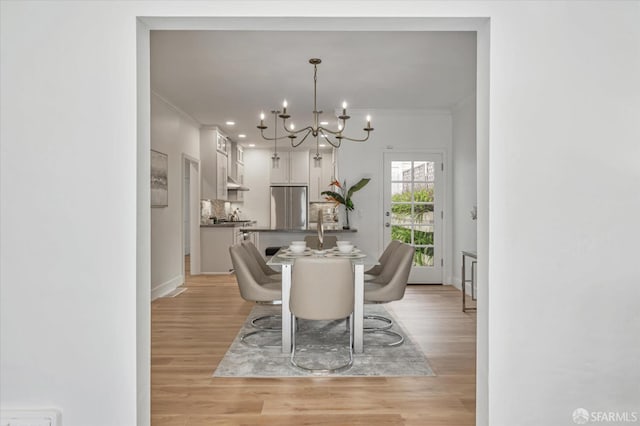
[270,186,308,229]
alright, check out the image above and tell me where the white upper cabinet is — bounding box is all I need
[216,152,227,199]
[200,126,228,200]
[270,149,309,185]
[309,149,335,201]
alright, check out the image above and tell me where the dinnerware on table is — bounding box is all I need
[290,241,306,246]
[289,244,307,254]
[336,241,351,247]
[338,244,354,254]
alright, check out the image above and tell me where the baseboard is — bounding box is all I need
[199,271,234,275]
[151,274,184,301]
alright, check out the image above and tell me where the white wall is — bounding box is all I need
[2,3,639,426]
[150,93,200,299]
[337,109,453,271]
[451,94,477,288]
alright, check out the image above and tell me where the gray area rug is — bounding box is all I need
[213,304,435,377]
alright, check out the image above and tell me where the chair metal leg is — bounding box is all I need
[363,314,393,331]
[239,329,280,347]
[250,315,282,330]
[290,315,354,375]
[366,329,404,346]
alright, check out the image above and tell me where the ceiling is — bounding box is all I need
[150,30,476,148]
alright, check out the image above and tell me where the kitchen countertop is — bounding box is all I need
[249,227,357,233]
[200,220,256,228]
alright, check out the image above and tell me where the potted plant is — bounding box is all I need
[321,178,371,229]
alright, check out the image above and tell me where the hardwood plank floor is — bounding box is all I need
[151,257,476,425]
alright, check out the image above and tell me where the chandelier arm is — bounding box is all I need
[334,131,372,143]
[318,129,342,148]
[259,128,293,142]
[291,129,313,148]
[280,120,315,136]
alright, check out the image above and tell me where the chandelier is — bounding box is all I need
[257,58,374,149]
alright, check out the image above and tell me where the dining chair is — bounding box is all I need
[290,256,354,374]
[365,239,402,278]
[241,240,281,278]
[304,235,338,250]
[229,244,281,346]
[362,239,402,330]
[363,242,415,346]
[236,243,283,330]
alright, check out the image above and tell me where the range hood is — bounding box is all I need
[227,176,250,191]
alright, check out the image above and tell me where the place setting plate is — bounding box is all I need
[325,252,367,259]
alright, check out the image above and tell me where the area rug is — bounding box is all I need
[213,304,435,377]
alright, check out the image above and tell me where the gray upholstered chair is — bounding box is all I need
[229,244,281,346]
[363,239,402,330]
[241,240,281,279]
[290,256,354,374]
[304,235,338,250]
[365,239,402,278]
[364,243,415,346]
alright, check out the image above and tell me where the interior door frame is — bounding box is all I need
[181,154,201,277]
[381,149,449,284]
[138,16,490,426]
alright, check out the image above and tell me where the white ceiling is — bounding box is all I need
[150,30,476,148]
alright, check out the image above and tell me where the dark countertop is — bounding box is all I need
[249,227,357,233]
[200,220,256,228]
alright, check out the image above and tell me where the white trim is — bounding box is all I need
[151,274,184,301]
[138,16,491,426]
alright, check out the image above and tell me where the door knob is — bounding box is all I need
[385,222,390,228]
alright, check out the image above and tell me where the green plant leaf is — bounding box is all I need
[346,178,371,200]
[320,190,346,205]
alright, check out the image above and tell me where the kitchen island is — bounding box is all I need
[251,227,357,257]
[200,221,258,274]
[200,223,356,274]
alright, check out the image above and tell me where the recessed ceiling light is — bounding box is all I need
[320,134,327,138]
[319,143,326,148]
[238,134,246,138]
[248,143,256,147]
[225,121,235,126]
[319,121,329,125]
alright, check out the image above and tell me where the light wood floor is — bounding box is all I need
[151,256,477,425]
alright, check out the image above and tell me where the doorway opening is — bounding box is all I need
[138,16,490,426]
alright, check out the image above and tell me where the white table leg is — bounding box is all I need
[281,264,292,353]
[354,264,364,353]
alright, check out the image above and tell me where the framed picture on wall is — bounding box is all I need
[151,149,168,207]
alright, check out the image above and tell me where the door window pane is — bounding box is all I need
[414,246,434,267]
[391,225,412,244]
[389,160,437,268]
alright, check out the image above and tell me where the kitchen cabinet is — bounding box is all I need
[309,148,335,201]
[216,152,227,200]
[200,126,229,200]
[270,149,309,185]
[201,226,259,274]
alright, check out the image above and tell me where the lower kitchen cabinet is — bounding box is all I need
[200,226,259,274]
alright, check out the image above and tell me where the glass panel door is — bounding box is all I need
[384,153,442,283]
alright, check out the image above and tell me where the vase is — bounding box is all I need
[343,209,351,230]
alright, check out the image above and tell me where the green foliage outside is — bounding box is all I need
[391,187,435,266]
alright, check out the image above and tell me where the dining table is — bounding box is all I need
[267,246,379,354]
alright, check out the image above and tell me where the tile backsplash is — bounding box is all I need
[200,199,228,224]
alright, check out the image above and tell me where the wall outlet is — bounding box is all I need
[0,410,61,426]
